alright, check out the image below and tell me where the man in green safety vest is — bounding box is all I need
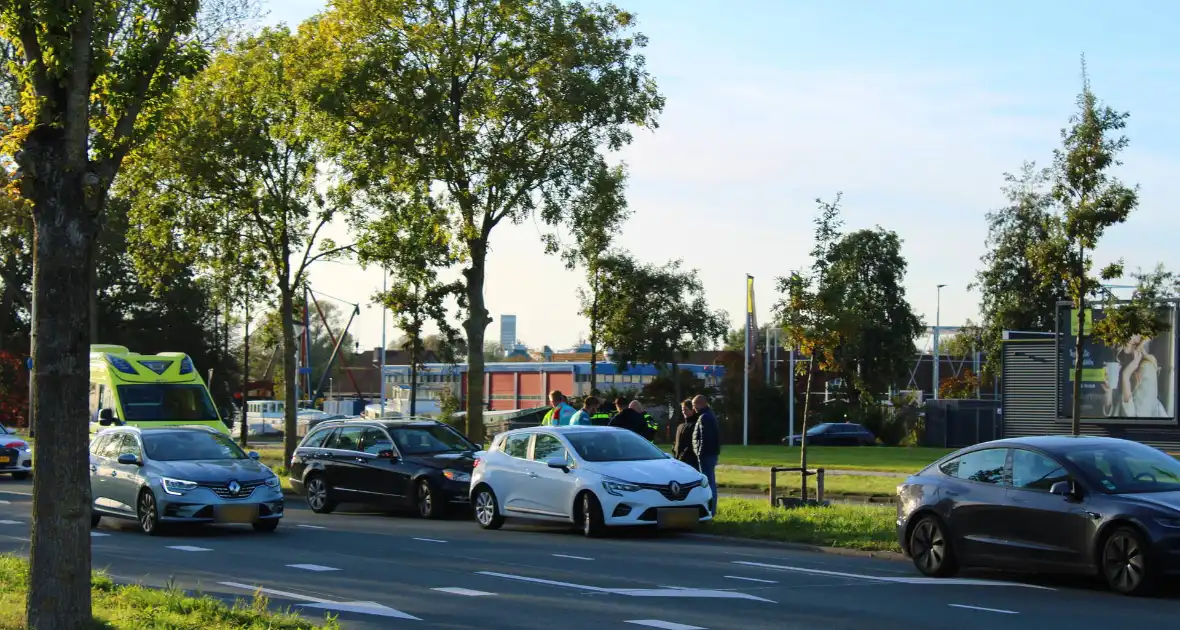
[541,390,576,426]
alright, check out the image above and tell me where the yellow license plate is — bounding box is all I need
[0,456,9,464]
[656,507,699,530]
[216,505,258,524]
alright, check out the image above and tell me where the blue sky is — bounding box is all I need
[261,0,1180,352]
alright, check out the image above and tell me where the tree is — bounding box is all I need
[564,164,630,392]
[1030,59,1138,436]
[122,28,353,466]
[969,162,1068,376]
[0,1,226,624]
[302,0,665,442]
[358,191,465,417]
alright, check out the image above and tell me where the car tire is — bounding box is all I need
[11,471,29,481]
[137,489,164,537]
[304,474,337,514]
[472,485,504,530]
[908,515,957,578]
[252,519,280,533]
[579,492,606,538]
[1101,526,1155,596]
[416,480,445,520]
[91,511,101,528]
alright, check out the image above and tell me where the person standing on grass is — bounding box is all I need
[673,399,699,470]
[691,394,720,516]
[569,396,600,426]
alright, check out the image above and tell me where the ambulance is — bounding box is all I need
[89,345,228,435]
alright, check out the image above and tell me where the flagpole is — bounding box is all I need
[743,275,751,447]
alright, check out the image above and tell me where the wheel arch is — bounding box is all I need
[903,508,950,553]
[572,489,598,525]
[1093,517,1152,568]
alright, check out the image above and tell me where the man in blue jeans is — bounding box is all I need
[690,394,721,516]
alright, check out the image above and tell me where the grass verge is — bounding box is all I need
[0,555,337,630]
[712,445,954,473]
[708,498,900,552]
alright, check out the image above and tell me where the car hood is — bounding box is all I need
[1119,490,1180,514]
[582,459,703,485]
[403,452,476,472]
[151,459,274,483]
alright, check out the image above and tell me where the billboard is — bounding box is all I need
[1056,303,1178,425]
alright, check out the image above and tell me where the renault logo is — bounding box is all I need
[669,481,681,496]
[228,480,241,495]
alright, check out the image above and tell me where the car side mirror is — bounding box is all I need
[98,408,121,426]
[1049,480,1076,498]
[248,451,261,461]
[546,457,570,473]
[116,453,140,466]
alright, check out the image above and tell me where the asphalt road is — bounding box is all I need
[3,477,1180,629]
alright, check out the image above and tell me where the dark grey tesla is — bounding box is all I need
[896,435,1180,595]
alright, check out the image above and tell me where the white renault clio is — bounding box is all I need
[470,425,712,537]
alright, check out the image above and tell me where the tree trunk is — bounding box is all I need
[1071,294,1087,437]
[280,284,299,464]
[410,339,419,417]
[800,353,816,502]
[462,244,491,444]
[240,296,250,447]
[24,126,94,629]
[88,250,99,343]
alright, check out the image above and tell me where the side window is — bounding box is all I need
[302,427,334,449]
[954,448,1007,485]
[504,434,530,459]
[938,457,960,477]
[100,434,125,459]
[89,383,102,422]
[1011,449,1070,491]
[89,434,111,457]
[361,427,394,455]
[532,434,567,462]
[327,426,365,452]
[121,434,143,459]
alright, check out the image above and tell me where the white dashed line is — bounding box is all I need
[552,554,593,561]
[167,546,211,552]
[433,587,495,597]
[723,576,777,584]
[0,500,10,504]
[412,537,446,543]
[0,520,21,525]
[91,532,110,537]
[949,604,1019,615]
[287,564,340,572]
[732,561,1054,590]
[296,524,326,530]
[624,621,706,630]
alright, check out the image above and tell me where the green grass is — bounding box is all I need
[716,468,900,498]
[708,498,900,552]
[0,555,336,630]
[712,445,955,473]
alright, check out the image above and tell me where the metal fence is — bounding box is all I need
[923,400,1002,448]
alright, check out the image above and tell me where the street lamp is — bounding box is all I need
[933,284,947,400]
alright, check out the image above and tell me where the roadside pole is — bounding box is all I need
[742,317,749,447]
[379,267,387,417]
[25,357,33,435]
[787,349,794,442]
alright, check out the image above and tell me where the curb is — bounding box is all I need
[683,532,907,562]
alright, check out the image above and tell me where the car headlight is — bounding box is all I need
[700,473,709,486]
[161,477,198,496]
[443,469,471,483]
[264,474,280,489]
[1155,517,1180,529]
[602,479,641,496]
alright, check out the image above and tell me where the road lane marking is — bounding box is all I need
[625,621,706,630]
[287,564,340,572]
[412,537,446,543]
[476,571,774,602]
[0,520,22,525]
[552,554,593,561]
[217,581,421,620]
[949,604,1018,614]
[723,576,777,584]
[0,500,10,504]
[731,561,1054,590]
[167,546,211,552]
[433,587,495,597]
[91,532,110,537]
[297,524,326,530]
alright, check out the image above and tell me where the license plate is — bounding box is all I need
[216,504,258,524]
[656,507,699,530]
[0,456,9,464]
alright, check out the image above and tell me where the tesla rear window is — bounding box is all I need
[566,431,665,462]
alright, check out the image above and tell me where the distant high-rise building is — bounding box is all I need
[500,314,517,349]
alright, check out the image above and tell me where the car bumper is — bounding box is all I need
[0,447,31,474]
[1153,530,1180,575]
[599,487,713,528]
[440,479,472,505]
[158,486,284,524]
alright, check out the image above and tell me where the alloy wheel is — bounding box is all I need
[1104,531,1146,593]
[912,519,944,573]
[582,495,593,537]
[475,491,495,526]
[139,492,156,534]
[307,478,326,511]
[418,482,433,518]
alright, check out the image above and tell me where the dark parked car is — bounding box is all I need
[896,435,1180,595]
[783,422,876,446]
[288,418,480,519]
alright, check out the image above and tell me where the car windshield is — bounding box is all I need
[144,431,246,462]
[116,384,219,422]
[1064,442,1180,494]
[0,425,11,435]
[390,425,475,455]
[566,430,666,462]
[807,423,833,435]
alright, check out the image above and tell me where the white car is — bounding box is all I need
[0,425,32,480]
[470,425,712,537]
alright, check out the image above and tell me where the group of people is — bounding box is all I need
[541,389,720,515]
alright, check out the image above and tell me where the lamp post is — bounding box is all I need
[933,284,946,400]
[379,267,387,417]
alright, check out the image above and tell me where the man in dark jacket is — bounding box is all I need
[673,399,699,469]
[691,394,721,516]
[608,398,653,440]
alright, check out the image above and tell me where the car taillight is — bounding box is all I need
[473,457,481,468]
[2,442,24,449]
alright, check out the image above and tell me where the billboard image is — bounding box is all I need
[1057,304,1178,425]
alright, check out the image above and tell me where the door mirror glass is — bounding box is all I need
[116,453,140,466]
[1049,480,1074,497]
[546,457,569,472]
[247,451,261,460]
